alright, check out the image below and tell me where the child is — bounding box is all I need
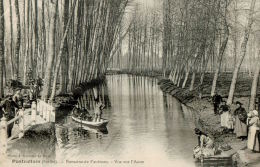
[228,114,235,133]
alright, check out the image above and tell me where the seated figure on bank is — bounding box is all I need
[193,128,215,160]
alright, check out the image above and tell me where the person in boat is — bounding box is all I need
[193,128,215,160]
[1,96,20,137]
[233,101,247,140]
[212,92,223,115]
[247,110,260,152]
[80,107,92,121]
[219,101,231,129]
[94,98,105,122]
[72,104,81,117]
[29,85,34,102]
[33,81,41,100]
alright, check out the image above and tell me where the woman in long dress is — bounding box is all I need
[247,110,260,152]
[233,101,247,140]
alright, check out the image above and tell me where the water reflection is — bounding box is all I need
[76,80,111,111]
[56,75,199,166]
[7,75,235,166]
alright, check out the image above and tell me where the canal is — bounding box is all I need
[55,75,199,166]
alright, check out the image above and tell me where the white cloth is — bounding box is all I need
[193,145,215,160]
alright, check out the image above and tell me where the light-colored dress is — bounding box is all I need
[221,112,230,128]
[220,105,232,129]
[247,117,260,151]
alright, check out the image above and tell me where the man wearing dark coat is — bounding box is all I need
[212,92,223,115]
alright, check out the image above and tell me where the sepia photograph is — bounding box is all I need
[0,0,260,166]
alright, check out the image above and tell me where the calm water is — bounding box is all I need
[55,75,199,167]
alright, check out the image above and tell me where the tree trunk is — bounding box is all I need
[227,0,256,105]
[233,0,238,70]
[189,71,196,91]
[182,65,190,88]
[177,72,183,87]
[41,0,46,78]
[50,0,77,101]
[0,0,4,97]
[22,0,27,84]
[9,0,14,79]
[42,0,58,100]
[14,0,21,80]
[211,27,229,96]
[249,52,260,110]
[24,0,30,84]
[57,0,70,95]
[33,0,38,78]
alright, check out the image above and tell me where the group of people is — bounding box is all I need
[0,89,24,138]
[73,97,105,122]
[213,93,260,152]
[194,93,260,160]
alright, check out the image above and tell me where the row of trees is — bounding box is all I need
[162,0,259,109]
[112,0,259,110]
[0,0,129,100]
[164,0,231,92]
[109,2,162,72]
[126,5,161,72]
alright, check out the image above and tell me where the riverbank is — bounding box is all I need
[158,72,260,166]
[44,75,107,108]
[106,69,165,78]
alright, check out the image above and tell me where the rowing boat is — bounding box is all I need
[71,116,109,128]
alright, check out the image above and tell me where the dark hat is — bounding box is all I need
[236,101,242,105]
[194,128,201,134]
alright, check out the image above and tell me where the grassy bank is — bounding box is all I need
[158,72,260,166]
